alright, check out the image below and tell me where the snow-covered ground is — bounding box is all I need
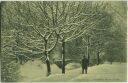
[19,60,127,82]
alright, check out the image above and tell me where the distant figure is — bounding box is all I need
[81,56,89,74]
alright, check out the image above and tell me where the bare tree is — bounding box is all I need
[52,2,105,73]
[4,2,60,76]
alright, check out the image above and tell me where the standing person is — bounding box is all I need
[81,55,89,74]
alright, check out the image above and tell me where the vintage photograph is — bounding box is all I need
[1,1,127,82]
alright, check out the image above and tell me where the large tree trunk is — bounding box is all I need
[97,51,100,65]
[87,36,90,66]
[87,46,90,66]
[44,39,51,76]
[45,53,51,76]
[62,40,65,74]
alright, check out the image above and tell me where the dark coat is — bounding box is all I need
[82,58,88,69]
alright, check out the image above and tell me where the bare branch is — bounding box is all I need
[47,33,59,53]
[65,16,105,42]
[14,22,45,38]
[46,30,54,40]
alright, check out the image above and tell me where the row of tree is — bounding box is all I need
[1,1,127,82]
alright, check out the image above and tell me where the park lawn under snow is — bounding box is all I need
[19,60,127,82]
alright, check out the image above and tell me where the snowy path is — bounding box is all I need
[19,60,127,82]
[69,63,127,82]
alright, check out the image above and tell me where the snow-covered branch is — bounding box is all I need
[14,22,46,38]
[65,16,105,42]
[47,34,59,53]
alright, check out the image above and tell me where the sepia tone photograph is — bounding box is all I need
[1,1,127,82]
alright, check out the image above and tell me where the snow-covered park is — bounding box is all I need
[19,60,127,82]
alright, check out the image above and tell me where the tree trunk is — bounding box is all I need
[97,51,100,65]
[62,41,65,74]
[87,46,90,66]
[87,36,90,66]
[45,53,51,76]
[120,57,122,64]
[20,55,23,65]
[44,38,51,76]
[16,55,19,63]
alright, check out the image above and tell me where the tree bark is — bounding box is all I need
[87,46,90,66]
[120,57,122,64]
[45,52,51,76]
[87,36,90,66]
[62,40,65,74]
[44,38,51,76]
[97,51,100,65]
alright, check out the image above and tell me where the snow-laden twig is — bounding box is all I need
[65,17,106,42]
[47,34,59,53]
[14,22,45,38]
[20,41,45,52]
[1,36,13,38]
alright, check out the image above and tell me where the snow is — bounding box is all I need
[19,60,47,81]
[19,60,127,82]
[65,63,81,70]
